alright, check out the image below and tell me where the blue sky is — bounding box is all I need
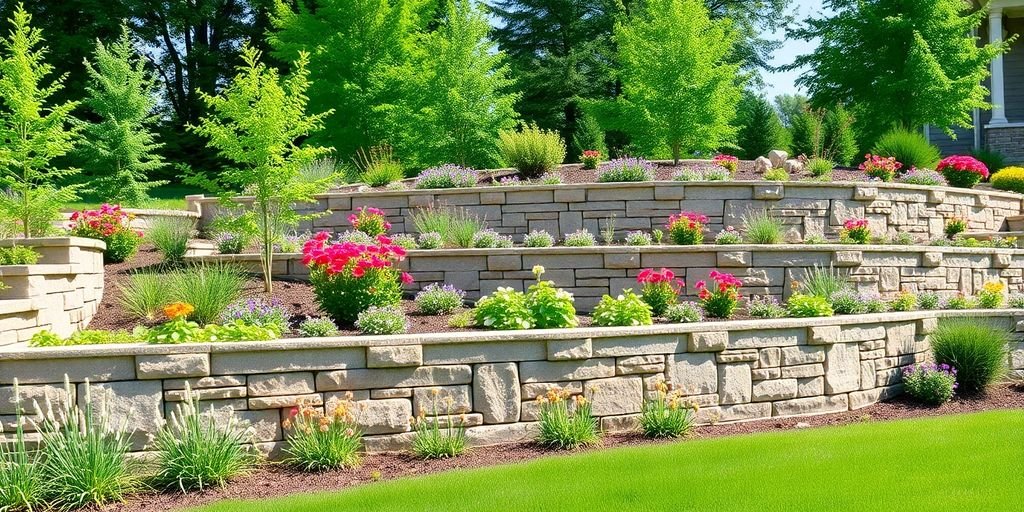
[761,0,831,99]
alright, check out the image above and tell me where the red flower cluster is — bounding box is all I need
[936,155,989,179]
[843,218,869,230]
[582,150,601,159]
[68,203,141,238]
[859,154,902,181]
[302,231,413,283]
[637,267,682,286]
[695,270,742,300]
[713,154,739,173]
[667,211,708,230]
[348,206,392,233]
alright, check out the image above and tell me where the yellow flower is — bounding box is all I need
[162,301,194,320]
[983,280,1006,294]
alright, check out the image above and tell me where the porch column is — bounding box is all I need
[989,8,1008,125]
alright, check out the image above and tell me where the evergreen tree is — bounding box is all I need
[269,0,430,161]
[789,0,1010,138]
[572,110,607,158]
[735,92,786,160]
[190,45,333,292]
[821,103,857,166]
[380,0,519,169]
[0,5,81,237]
[587,0,742,163]
[78,27,167,206]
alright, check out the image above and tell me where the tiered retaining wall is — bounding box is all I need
[185,181,1024,242]
[0,238,105,344]
[190,245,1024,310]
[2,311,1022,455]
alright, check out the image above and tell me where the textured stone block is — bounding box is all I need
[423,341,546,364]
[317,366,473,391]
[808,325,841,345]
[466,422,538,447]
[473,363,520,424]
[547,339,593,360]
[367,346,423,368]
[716,350,757,364]
[717,251,750,267]
[212,348,365,374]
[248,393,322,410]
[758,348,781,367]
[247,372,315,397]
[718,364,752,405]
[781,363,824,379]
[519,359,614,383]
[79,381,162,449]
[1,357,135,384]
[771,395,848,417]
[689,331,727,352]
[751,368,781,380]
[616,355,665,375]
[824,342,860,394]
[588,376,643,416]
[833,251,863,267]
[751,379,797,402]
[797,376,824,397]
[352,399,412,435]
[413,385,471,415]
[667,353,718,395]
[781,346,825,366]
[136,354,210,379]
[0,384,72,415]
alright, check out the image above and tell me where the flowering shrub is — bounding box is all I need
[525,266,578,329]
[523,230,555,248]
[220,297,290,333]
[471,229,514,248]
[390,233,418,250]
[942,293,973,310]
[68,204,143,263]
[637,268,683,316]
[297,317,338,337]
[581,150,601,170]
[695,270,741,319]
[937,155,989,188]
[417,232,444,249]
[355,305,408,335]
[888,290,918,312]
[640,378,697,438]
[829,289,864,315]
[302,231,412,325]
[348,206,391,236]
[667,211,707,245]
[147,302,202,344]
[563,229,596,247]
[624,230,653,246]
[597,157,656,182]
[496,175,521,186]
[474,287,532,330]
[902,363,957,405]
[858,154,902,181]
[944,217,967,239]
[839,218,871,244]
[1010,293,1024,309]
[977,279,1006,309]
[535,386,599,449]
[283,396,362,471]
[747,295,786,318]
[897,168,947,186]
[712,154,738,174]
[414,164,478,189]
[990,166,1024,193]
[593,289,653,326]
[665,302,703,323]
[714,226,742,245]
[415,283,466,315]
[918,292,940,310]
[411,389,468,459]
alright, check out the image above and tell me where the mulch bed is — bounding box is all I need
[98,383,1024,512]
[549,161,866,184]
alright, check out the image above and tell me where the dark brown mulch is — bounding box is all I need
[98,383,1024,512]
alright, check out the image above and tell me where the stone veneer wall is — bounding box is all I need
[185,181,1024,242]
[189,245,1024,311]
[0,238,105,345]
[2,311,1022,456]
[985,126,1024,163]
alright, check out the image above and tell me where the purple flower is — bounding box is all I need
[414,164,478,189]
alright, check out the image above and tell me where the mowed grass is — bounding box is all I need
[192,410,1024,512]
[64,183,203,211]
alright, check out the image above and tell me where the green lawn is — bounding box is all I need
[64,183,203,211]
[192,410,1024,512]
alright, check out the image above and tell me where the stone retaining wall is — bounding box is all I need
[2,311,1021,456]
[189,245,1024,311]
[0,238,105,345]
[58,208,199,232]
[185,181,1024,242]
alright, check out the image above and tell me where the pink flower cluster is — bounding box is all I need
[348,206,392,233]
[843,218,869,230]
[302,231,413,283]
[859,154,902,181]
[582,150,601,159]
[936,155,989,179]
[68,203,141,239]
[713,154,739,173]
[695,270,742,300]
[667,211,708,230]
[637,268,683,287]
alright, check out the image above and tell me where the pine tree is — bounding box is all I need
[735,92,786,160]
[572,110,607,158]
[78,27,167,206]
[586,0,742,163]
[190,45,333,292]
[0,4,81,237]
[821,104,857,166]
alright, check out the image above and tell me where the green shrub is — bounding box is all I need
[415,283,466,315]
[664,301,703,323]
[902,363,958,405]
[931,318,1009,393]
[640,379,696,439]
[747,295,786,318]
[284,398,362,471]
[29,329,139,347]
[970,148,1006,175]
[471,229,514,249]
[0,245,38,265]
[201,320,280,342]
[523,230,555,248]
[525,266,578,328]
[149,216,195,266]
[667,212,707,245]
[990,166,1024,193]
[119,272,173,321]
[863,294,888,313]
[411,390,467,460]
[592,289,653,327]
[597,157,655,183]
[1009,293,1024,309]
[153,384,254,491]
[409,205,487,249]
[829,289,865,315]
[714,227,742,245]
[806,158,834,178]
[170,265,246,324]
[306,239,405,326]
[390,233,418,250]
[637,268,681,316]
[355,305,408,335]
[919,291,940,310]
[0,381,44,511]
[417,232,444,249]
[763,167,789,181]
[68,205,143,263]
[474,287,532,330]
[563,229,596,247]
[976,280,1006,309]
[448,309,474,328]
[943,293,974,310]
[871,129,940,169]
[888,291,918,312]
[535,386,599,450]
[497,124,566,178]
[354,146,404,187]
[37,379,137,509]
[798,266,849,300]
[742,210,784,244]
[220,297,290,333]
[786,293,834,317]
[297,317,338,337]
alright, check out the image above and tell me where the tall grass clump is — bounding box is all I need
[152,384,254,492]
[168,264,246,324]
[798,266,850,299]
[148,215,196,266]
[931,318,1009,394]
[0,380,45,511]
[35,378,137,509]
[871,129,941,170]
[497,124,566,178]
[741,209,784,244]
[639,379,697,439]
[354,145,405,187]
[535,386,599,450]
[411,389,467,459]
[119,272,172,321]
[284,397,362,471]
[411,205,485,248]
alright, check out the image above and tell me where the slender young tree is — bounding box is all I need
[190,45,333,292]
[586,0,742,163]
[0,4,81,237]
[78,27,167,206]
[735,91,787,160]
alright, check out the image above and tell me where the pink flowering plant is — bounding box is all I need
[348,206,391,236]
[637,268,684,316]
[302,231,413,324]
[695,270,742,319]
[858,154,902,181]
[839,218,871,244]
[936,155,989,188]
[712,154,739,175]
[68,204,143,263]
[902,363,957,405]
[667,211,708,245]
[581,150,602,170]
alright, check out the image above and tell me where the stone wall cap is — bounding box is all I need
[0,236,106,250]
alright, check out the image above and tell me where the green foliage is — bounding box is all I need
[311,266,403,326]
[411,205,485,248]
[78,27,167,206]
[0,381,44,511]
[573,111,607,160]
[806,158,834,177]
[118,272,172,321]
[902,363,957,405]
[741,209,784,244]
[990,167,1024,194]
[354,146,405,187]
[747,295,786,318]
[943,293,974,310]
[284,399,363,471]
[297,317,338,338]
[169,265,246,325]
[189,45,333,293]
[525,267,578,329]
[625,230,653,246]
[146,318,280,344]
[786,293,834,317]
[535,387,599,450]
[797,266,849,300]
[471,229,514,249]
[664,302,703,323]
[153,384,254,492]
[829,289,865,315]
[931,318,1009,393]
[587,0,741,163]
[821,104,858,166]
[148,216,195,266]
[448,309,475,328]
[763,167,789,181]
[774,93,808,128]
[863,294,889,313]
[592,289,653,327]
[411,391,468,460]
[417,232,444,249]
[563,229,596,247]
[640,379,696,439]
[523,230,555,248]
[889,291,918,312]
[497,124,566,178]
[790,0,1008,137]
[969,148,1006,175]
[355,305,408,335]
[597,158,655,182]
[735,92,786,160]
[29,328,138,347]
[474,287,533,330]
[0,5,82,237]
[919,291,940,310]
[0,245,37,264]
[871,129,941,169]
[415,283,465,315]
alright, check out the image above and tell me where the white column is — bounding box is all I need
[989,8,1008,125]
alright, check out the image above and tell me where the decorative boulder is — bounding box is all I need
[754,156,772,174]
[768,150,789,168]
[783,159,804,174]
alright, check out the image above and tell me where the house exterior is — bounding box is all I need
[927,0,1024,162]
